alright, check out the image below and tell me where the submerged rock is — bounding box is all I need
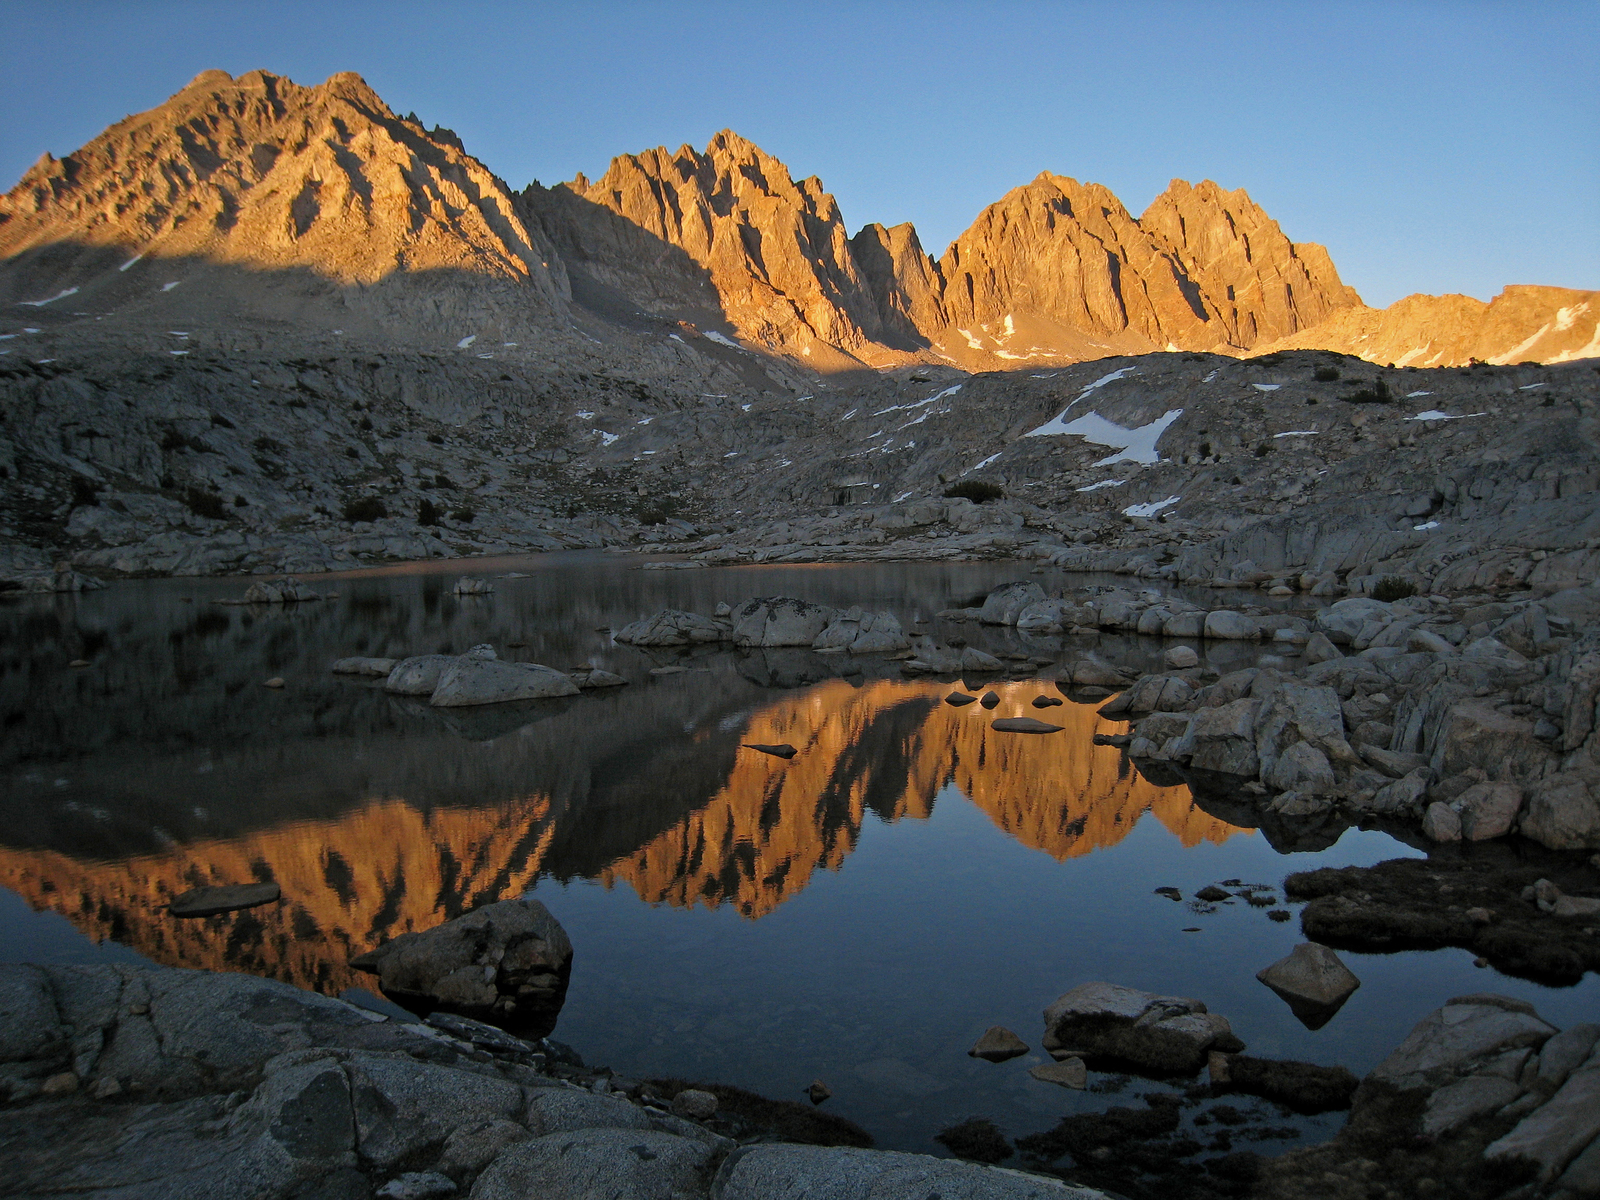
[332,655,399,676]
[992,717,1063,734]
[350,898,573,1035]
[969,1026,1029,1062]
[1029,1057,1087,1089]
[743,742,797,759]
[1041,981,1243,1074]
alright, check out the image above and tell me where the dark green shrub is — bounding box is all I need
[161,429,188,451]
[1313,366,1341,382]
[233,495,248,507]
[342,496,387,522]
[1372,575,1418,602]
[1342,379,1392,404]
[936,1117,1012,1163]
[943,480,1003,503]
[70,477,99,508]
[1254,443,1271,457]
[252,436,283,453]
[451,507,475,523]
[358,416,373,431]
[184,487,227,520]
[434,474,454,490]
[417,498,442,526]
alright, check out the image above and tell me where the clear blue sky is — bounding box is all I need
[2,0,1595,308]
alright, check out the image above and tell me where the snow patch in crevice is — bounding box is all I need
[119,255,143,272]
[1026,367,1139,435]
[1202,370,1218,383]
[161,281,181,292]
[1252,383,1281,392]
[456,335,478,349]
[1076,479,1126,492]
[19,287,79,307]
[874,384,962,418]
[1124,496,1180,518]
[575,411,595,420]
[1408,410,1486,422]
[965,451,1002,474]
[1413,520,1440,531]
[703,330,741,350]
[1518,382,1548,390]
[598,432,619,447]
[1406,390,1432,398]
[1030,407,1182,466]
[893,491,913,503]
[1273,430,1319,438]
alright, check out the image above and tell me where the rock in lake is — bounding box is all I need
[452,576,493,595]
[168,881,282,918]
[969,1026,1030,1062]
[978,581,1047,625]
[569,666,628,688]
[385,654,458,695]
[806,1080,832,1105]
[350,897,573,1036]
[1041,981,1244,1074]
[612,609,727,646]
[1163,645,1200,669]
[1255,943,1362,1029]
[946,692,977,707]
[1029,1058,1087,1089]
[430,655,580,706]
[332,656,398,676]
[992,717,1063,734]
[744,743,798,759]
[730,596,837,647]
[980,690,1000,709]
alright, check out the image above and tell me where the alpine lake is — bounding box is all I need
[3,552,1596,1159]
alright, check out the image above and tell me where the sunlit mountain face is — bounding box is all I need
[0,676,1242,992]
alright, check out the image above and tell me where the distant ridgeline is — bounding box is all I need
[2,68,1594,370]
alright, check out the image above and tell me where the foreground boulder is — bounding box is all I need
[812,606,911,654]
[385,653,458,695]
[1040,981,1243,1074]
[715,1144,1099,1199]
[978,581,1047,625]
[351,898,573,1036]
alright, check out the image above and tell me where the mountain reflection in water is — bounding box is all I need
[0,678,1241,994]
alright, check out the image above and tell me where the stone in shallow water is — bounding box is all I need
[743,742,797,759]
[991,717,1062,734]
[969,1026,1029,1062]
[168,882,281,918]
[1029,1057,1087,1088]
[1255,943,1361,1029]
[806,1079,832,1104]
[946,692,977,706]
[980,690,1000,709]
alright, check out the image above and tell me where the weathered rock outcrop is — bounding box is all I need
[1040,981,1244,1074]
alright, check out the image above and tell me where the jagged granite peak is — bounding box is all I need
[0,68,568,304]
[524,129,894,368]
[931,173,1362,366]
[1139,178,1361,346]
[1253,284,1600,367]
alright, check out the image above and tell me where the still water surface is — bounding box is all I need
[2,553,1595,1153]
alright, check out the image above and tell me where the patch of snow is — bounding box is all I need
[1409,410,1487,422]
[723,451,739,457]
[893,491,913,503]
[874,383,962,418]
[703,330,741,349]
[1001,314,1015,338]
[1519,382,1548,390]
[1076,479,1126,492]
[119,255,143,272]
[1026,367,1139,434]
[967,451,1003,473]
[456,335,477,349]
[575,411,595,420]
[1555,303,1589,331]
[1202,370,1218,382]
[1030,372,1058,379]
[1252,383,1281,391]
[956,328,984,350]
[1273,430,1319,438]
[1488,323,1550,365]
[741,403,752,413]
[1124,496,1180,518]
[1551,320,1600,364]
[641,450,656,455]
[0,334,14,340]
[995,351,1025,360]
[35,358,54,364]
[1030,408,1182,466]
[1413,520,1440,531]
[1395,344,1431,368]
[637,416,653,425]
[476,353,493,359]
[19,286,79,307]
[669,333,685,342]
[161,281,180,292]
[599,432,619,447]
[839,409,857,421]
[169,350,188,356]
[23,328,39,333]
[700,394,728,399]
[1406,390,1432,397]
[502,341,517,347]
